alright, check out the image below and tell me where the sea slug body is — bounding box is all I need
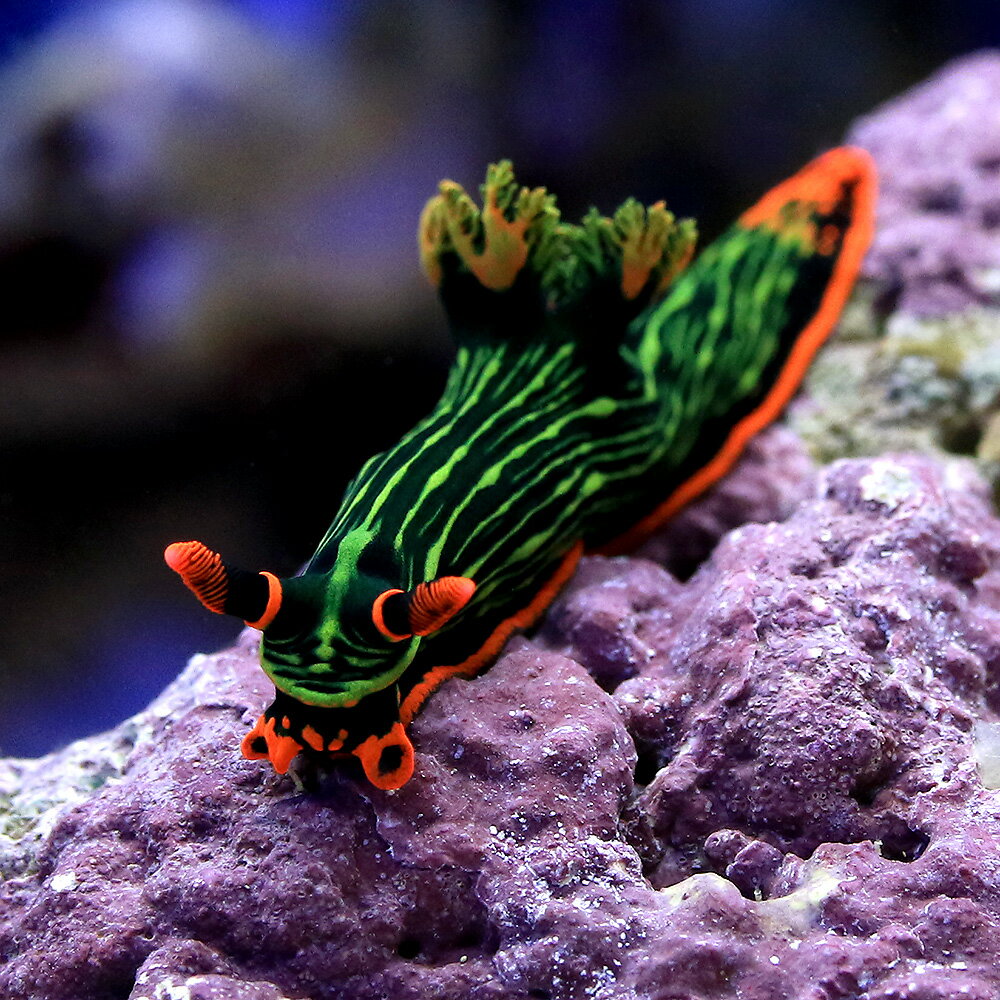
[165,149,876,789]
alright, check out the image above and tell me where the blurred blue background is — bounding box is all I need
[1,0,998,758]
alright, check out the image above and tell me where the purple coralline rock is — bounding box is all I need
[849,50,1000,315]
[6,448,1000,1000]
[635,424,816,577]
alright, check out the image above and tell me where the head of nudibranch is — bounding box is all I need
[163,540,475,787]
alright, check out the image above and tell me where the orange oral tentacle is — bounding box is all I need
[353,722,415,790]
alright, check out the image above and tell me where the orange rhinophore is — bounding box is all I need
[163,541,282,628]
[407,577,477,636]
[164,541,228,614]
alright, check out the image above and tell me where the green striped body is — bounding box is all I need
[239,150,877,788]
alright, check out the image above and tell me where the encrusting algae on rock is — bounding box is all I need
[790,51,1000,497]
[7,54,1000,1000]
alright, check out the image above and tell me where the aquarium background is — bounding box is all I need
[1,0,998,758]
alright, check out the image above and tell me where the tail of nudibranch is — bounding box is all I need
[418,159,698,333]
[601,145,878,552]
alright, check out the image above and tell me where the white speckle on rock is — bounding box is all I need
[858,461,918,510]
[973,720,1000,789]
[152,981,191,1000]
[972,267,1000,295]
[49,870,78,892]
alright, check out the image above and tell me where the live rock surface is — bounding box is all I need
[6,54,1000,1000]
[791,52,1000,480]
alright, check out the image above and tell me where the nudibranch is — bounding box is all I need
[166,150,876,789]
